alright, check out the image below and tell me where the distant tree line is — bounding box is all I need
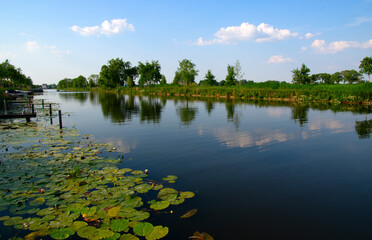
[291,56,372,85]
[0,59,33,88]
[58,56,372,89]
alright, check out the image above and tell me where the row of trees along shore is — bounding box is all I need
[58,56,372,89]
[0,60,33,88]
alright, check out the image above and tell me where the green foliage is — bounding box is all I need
[138,61,162,86]
[225,65,237,86]
[88,74,99,87]
[292,63,310,85]
[359,56,372,82]
[341,70,361,84]
[133,222,154,237]
[160,75,167,85]
[99,58,137,88]
[72,75,88,88]
[174,59,198,86]
[330,72,343,84]
[0,59,33,87]
[200,70,218,86]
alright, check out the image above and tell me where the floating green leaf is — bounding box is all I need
[69,221,88,231]
[107,206,121,217]
[110,219,129,232]
[119,234,139,240]
[145,226,169,240]
[29,197,45,206]
[180,209,197,219]
[50,228,75,240]
[180,191,195,199]
[158,188,178,202]
[150,201,170,211]
[0,216,10,221]
[162,175,178,183]
[3,216,23,226]
[133,222,154,237]
[103,232,121,240]
[77,226,98,239]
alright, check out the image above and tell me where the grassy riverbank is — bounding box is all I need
[114,82,372,104]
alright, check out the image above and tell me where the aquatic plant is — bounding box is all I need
[0,105,195,239]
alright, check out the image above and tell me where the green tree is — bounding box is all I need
[359,56,372,82]
[126,76,134,87]
[138,60,162,86]
[234,60,245,83]
[203,70,218,86]
[291,64,310,85]
[99,58,137,88]
[341,70,361,84]
[310,74,320,84]
[88,74,99,87]
[330,72,343,84]
[160,75,166,85]
[72,75,87,88]
[319,73,332,84]
[225,65,237,86]
[57,78,72,88]
[0,59,32,87]
[174,59,198,86]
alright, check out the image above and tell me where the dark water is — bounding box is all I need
[29,90,372,239]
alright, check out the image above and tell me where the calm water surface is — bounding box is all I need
[35,90,372,239]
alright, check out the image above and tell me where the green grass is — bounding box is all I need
[115,83,372,104]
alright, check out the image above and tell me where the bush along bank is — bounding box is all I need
[114,83,372,105]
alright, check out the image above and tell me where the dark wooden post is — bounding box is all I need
[58,110,62,129]
[3,100,6,115]
[42,99,44,109]
[49,104,52,116]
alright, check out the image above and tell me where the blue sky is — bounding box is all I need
[1,0,372,85]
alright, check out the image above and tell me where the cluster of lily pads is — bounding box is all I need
[0,104,196,240]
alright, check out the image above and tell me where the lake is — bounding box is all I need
[5,90,372,239]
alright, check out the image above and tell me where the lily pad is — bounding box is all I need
[162,175,178,183]
[180,191,195,199]
[150,201,170,211]
[0,216,10,221]
[180,209,198,219]
[107,205,121,217]
[145,226,169,240]
[69,221,88,231]
[133,222,154,237]
[77,226,98,239]
[190,231,214,240]
[119,234,139,240]
[157,188,178,202]
[50,228,75,240]
[3,216,23,226]
[110,219,129,232]
[29,197,45,206]
[103,232,121,240]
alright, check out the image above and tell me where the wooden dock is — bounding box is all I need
[0,113,37,122]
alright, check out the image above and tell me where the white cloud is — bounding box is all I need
[71,19,135,36]
[267,55,293,63]
[47,45,71,57]
[348,17,372,27]
[301,46,308,51]
[24,40,70,57]
[195,22,298,45]
[25,40,40,51]
[305,33,315,39]
[311,38,372,53]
